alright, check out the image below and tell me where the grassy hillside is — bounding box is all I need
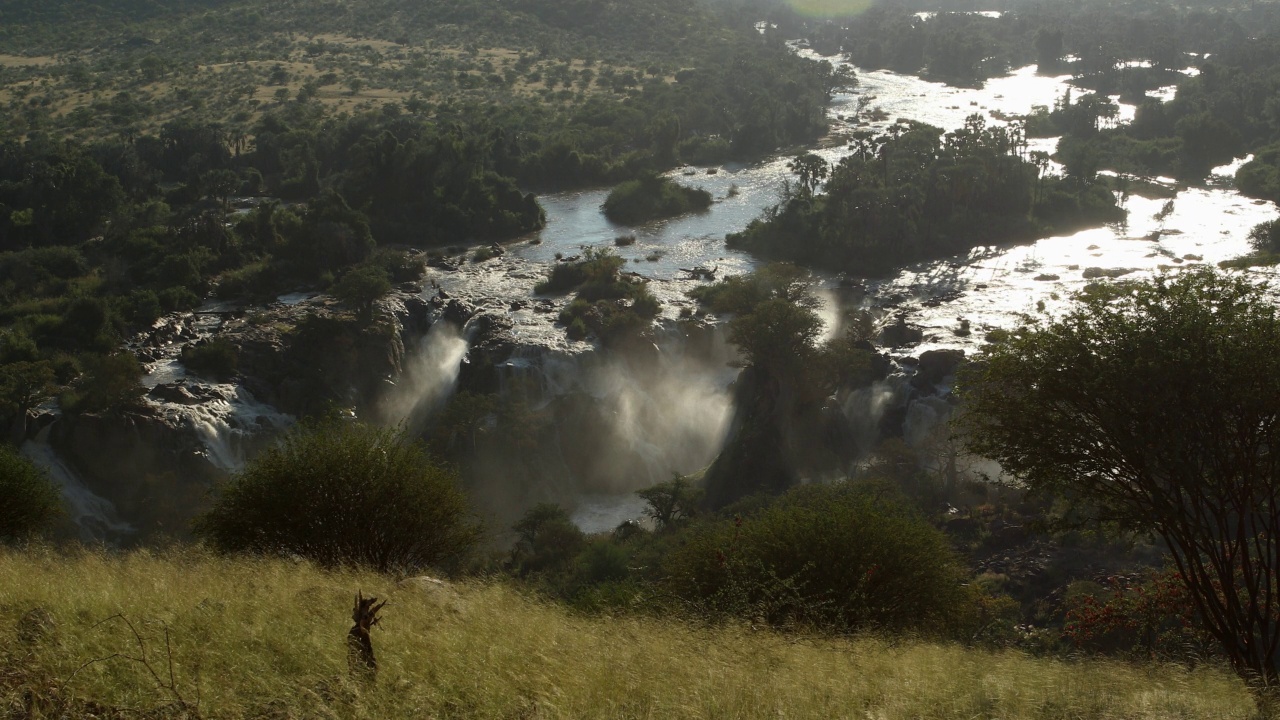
[0,548,1258,719]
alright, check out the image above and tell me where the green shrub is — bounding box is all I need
[197,423,480,572]
[511,503,586,576]
[0,444,61,542]
[663,483,973,635]
[330,264,391,318]
[61,352,144,414]
[601,175,712,225]
[180,338,239,380]
[535,248,626,295]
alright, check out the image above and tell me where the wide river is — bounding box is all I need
[447,51,1277,358]
[423,48,1280,531]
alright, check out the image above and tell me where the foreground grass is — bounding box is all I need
[0,548,1260,719]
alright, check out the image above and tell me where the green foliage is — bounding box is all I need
[601,175,712,225]
[511,503,586,576]
[0,444,61,542]
[727,118,1120,275]
[179,338,238,381]
[959,268,1280,687]
[535,247,625,295]
[0,360,56,420]
[197,422,480,572]
[637,474,702,530]
[331,264,391,319]
[538,248,660,341]
[61,352,143,414]
[728,299,824,376]
[663,483,973,635]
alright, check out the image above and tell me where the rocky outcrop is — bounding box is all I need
[219,289,432,417]
[912,349,966,390]
[880,315,924,347]
[49,404,218,535]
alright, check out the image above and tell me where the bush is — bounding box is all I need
[663,483,973,635]
[197,423,480,572]
[511,503,586,576]
[61,352,144,414]
[0,444,61,542]
[601,175,712,225]
[180,338,238,380]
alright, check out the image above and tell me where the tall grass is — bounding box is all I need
[0,548,1259,718]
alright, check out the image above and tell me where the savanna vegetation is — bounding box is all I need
[10,0,1280,715]
[0,0,840,438]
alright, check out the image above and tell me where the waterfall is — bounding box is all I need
[379,322,469,426]
[485,325,736,530]
[148,383,293,473]
[842,378,902,456]
[21,426,133,542]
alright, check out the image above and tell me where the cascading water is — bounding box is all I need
[379,322,470,427]
[21,426,133,542]
[147,383,293,473]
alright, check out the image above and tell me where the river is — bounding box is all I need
[424,48,1277,531]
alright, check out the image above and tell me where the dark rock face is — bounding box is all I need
[50,405,218,535]
[881,316,924,347]
[912,349,966,390]
[456,312,516,395]
[220,290,432,418]
[701,367,800,509]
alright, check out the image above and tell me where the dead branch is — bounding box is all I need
[347,591,388,680]
[59,613,200,717]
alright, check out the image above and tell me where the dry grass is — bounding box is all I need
[0,548,1261,719]
[0,53,56,67]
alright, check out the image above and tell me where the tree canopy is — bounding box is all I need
[959,268,1280,689]
[197,422,480,572]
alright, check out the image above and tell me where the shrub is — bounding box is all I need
[601,175,712,225]
[331,264,391,318]
[0,444,61,542]
[180,338,239,380]
[663,482,973,635]
[511,503,586,576]
[61,351,144,414]
[196,423,480,572]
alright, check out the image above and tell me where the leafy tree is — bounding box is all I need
[197,422,480,572]
[180,338,238,380]
[728,297,823,376]
[0,360,56,422]
[511,503,586,575]
[0,444,61,542]
[787,153,828,199]
[63,352,144,414]
[332,265,392,320]
[637,474,702,530]
[959,268,1280,690]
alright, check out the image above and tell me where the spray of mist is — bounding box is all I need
[379,323,469,426]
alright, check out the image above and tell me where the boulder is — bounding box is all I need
[912,349,966,389]
[880,316,924,347]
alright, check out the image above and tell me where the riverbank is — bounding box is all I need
[0,548,1257,719]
